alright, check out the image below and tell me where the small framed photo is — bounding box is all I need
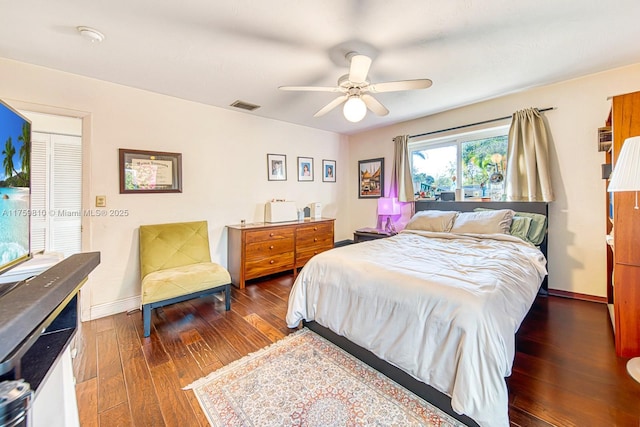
[119,148,182,193]
[267,153,287,181]
[298,157,314,182]
[358,157,384,198]
[322,159,336,182]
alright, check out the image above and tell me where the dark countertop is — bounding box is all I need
[0,252,100,363]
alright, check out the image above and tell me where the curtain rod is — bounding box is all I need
[409,107,555,139]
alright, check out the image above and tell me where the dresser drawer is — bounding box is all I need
[297,222,333,238]
[296,246,331,266]
[245,238,294,261]
[245,252,294,279]
[245,227,294,244]
[296,223,333,248]
[297,233,333,250]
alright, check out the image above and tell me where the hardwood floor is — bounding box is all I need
[72,274,640,427]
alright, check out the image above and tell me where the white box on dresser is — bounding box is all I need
[264,201,298,223]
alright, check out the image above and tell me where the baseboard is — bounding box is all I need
[87,295,140,321]
[86,288,604,320]
[548,288,607,303]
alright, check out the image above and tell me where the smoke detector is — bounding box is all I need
[77,26,105,43]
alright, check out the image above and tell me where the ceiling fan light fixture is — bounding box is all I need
[343,96,366,122]
[280,50,431,122]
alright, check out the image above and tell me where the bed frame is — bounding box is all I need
[305,200,549,427]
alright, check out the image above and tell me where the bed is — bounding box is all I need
[286,201,548,427]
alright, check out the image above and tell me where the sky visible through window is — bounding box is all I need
[412,145,456,180]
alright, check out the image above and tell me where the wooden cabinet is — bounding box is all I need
[609,91,640,358]
[227,218,334,289]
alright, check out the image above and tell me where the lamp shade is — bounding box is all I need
[377,197,400,215]
[343,97,366,123]
[608,136,640,192]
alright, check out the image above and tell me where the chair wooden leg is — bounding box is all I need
[143,304,152,337]
[225,284,231,311]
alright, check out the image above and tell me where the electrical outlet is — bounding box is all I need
[95,195,106,207]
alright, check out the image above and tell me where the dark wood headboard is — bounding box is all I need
[414,200,549,293]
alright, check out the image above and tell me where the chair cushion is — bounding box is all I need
[141,262,231,305]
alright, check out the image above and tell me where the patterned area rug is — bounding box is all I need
[185,328,466,427]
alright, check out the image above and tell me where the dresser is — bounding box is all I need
[227,218,335,288]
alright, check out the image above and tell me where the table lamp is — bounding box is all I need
[607,135,640,383]
[608,135,640,209]
[377,197,400,234]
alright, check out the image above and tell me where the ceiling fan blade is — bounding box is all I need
[314,95,348,117]
[348,54,372,83]
[368,79,433,93]
[279,85,342,92]
[361,94,389,116]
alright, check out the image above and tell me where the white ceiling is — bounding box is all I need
[2,0,640,135]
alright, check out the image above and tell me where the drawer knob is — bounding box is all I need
[269,245,274,249]
[314,227,318,231]
[270,232,274,237]
[270,259,275,264]
[314,238,318,242]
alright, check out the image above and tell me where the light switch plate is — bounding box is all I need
[95,195,106,207]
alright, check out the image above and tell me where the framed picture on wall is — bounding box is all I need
[322,159,336,182]
[119,149,182,193]
[267,153,287,181]
[298,156,314,182]
[358,157,384,198]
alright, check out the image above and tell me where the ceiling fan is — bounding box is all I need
[279,52,433,123]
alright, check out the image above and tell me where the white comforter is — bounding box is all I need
[286,230,547,427]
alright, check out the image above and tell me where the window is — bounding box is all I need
[409,125,508,200]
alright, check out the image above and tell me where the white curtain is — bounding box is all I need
[390,135,414,202]
[506,108,554,201]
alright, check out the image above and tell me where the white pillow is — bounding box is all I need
[405,210,458,232]
[450,209,514,234]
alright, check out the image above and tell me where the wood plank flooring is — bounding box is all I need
[72,274,640,426]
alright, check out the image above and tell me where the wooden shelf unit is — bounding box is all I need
[609,90,640,358]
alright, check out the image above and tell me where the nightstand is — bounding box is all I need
[353,230,392,243]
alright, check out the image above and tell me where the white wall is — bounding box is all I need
[348,63,640,298]
[4,56,640,310]
[0,58,350,320]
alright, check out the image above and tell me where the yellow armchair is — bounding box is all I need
[139,220,230,337]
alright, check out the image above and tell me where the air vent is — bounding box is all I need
[230,100,261,111]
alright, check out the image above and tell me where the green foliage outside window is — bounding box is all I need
[461,136,508,187]
[410,133,508,198]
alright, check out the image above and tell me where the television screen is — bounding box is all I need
[0,99,31,275]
